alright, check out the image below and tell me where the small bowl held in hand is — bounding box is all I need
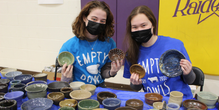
[126,99,143,110]
[108,48,125,61]
[97,91,117,104]
[145,93,163,106]
[47,92,65,105]
[58,51,75,66]
[130,64,145,79]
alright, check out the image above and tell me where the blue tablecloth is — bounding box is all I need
[0,72,218,110]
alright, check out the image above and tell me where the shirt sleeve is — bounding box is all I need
[123,59,132,78]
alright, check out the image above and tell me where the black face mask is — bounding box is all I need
[131,28,153,43]
[86,20,105,35]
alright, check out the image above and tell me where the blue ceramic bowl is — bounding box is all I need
[159,49,186,77]
[4,91,24,107]
[102,98,121,110]
[5,71,22,81]
[14,74,32,84]
[21,98,53,110]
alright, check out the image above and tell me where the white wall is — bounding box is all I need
[1,0,219,96]
[0,0,80,71]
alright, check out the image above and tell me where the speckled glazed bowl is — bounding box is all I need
[47,92,65,105]
[108,48,125,61]
[21,98,53,110]
[78,99,99,110]
[130,64,145,79]
[58,51,75,66]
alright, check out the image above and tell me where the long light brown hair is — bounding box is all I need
[72,0,114,41]
[124,6,157,65]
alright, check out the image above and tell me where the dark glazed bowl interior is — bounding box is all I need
[48,81,70,92]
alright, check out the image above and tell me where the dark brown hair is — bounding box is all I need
[124,5,157,65]
[72,0,114,41]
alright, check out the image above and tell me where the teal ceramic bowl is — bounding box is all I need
[58,52,75,66]
[197,91,218,109]
[78,99,99,110]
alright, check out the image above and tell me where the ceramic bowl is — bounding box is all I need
[59,99,78,108]
[25,83,48,99]
[80,84,96,95]
[26,80,47,86]
[145,93,163,106]
[152,102,163,109]
[93,109,108,110]
[108,48,125,61]
[97,91,117,104]
[70,90,92,101]
[78,99,99,110]
[0,99,17,110]
[9,80,21,87]
[126,99,143,110]
[58,51,75,66]
[33,73,48,82]
[9,83,26,94]
[14,74,32,84]
[159,49,185,77]
[60,87,73,98]
[102,98,121,110]
[0,68,17,77]
[166,103,180,110]
[197,91,218,109]
[0,79,10,85]
[5,71,22,81]
[48,81,70,92]
[59,106,75,110]
[70,81,85,90]
[47,92,65,105]
[4,91,24,107]
[0,84,8,93]
[115,106,137,110]
[21,98,53,110]
[0,92,5,101]
[182,99,207,110]
[130,64,145,78]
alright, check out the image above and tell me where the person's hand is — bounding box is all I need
[110,59,123,76]
[130,73,142,85]
[61,63,73,78]
[180,59,192,75]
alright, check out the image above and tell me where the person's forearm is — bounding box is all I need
[130,82,142,91]
[183,70,196,84]
[61,75,73,83]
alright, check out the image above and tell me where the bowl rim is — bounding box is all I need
[0,99,17,108]
[26,80,47,86]
[4,91,24,99]
[58,51,75,66]
[182,99,207,109]
[13,74,33,80]
[197,91,218,100]
[129,64,146,79]
[125,99,143,107]
[97,91,117,100]
[0,79,10,84]
[21,98,53,109]
[80,84,96,91]
[25,83,48,92]
[144,93,163,100]
[47,92,64,99]
[108,48,125,61]
[78,99,100,109]
[102,98,121,107]
[33,73,48,77]
[5,71,22,77]
[69,90,92,100]
[59,99,78,108]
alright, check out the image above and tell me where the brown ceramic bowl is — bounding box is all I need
[108,48,125,61]
[115,106,137,110]
[125,99,143,110]
[60,87,73,98]
[59,99,78,108]
[145,93,163,106]
[47,92,65,105]
[97,91,117,104]
[183,99,207,110]
[130,64,145,78]
[69,90,92,101]
[48,81,70,92]
[0,99,17,110]
[0,92,5,101]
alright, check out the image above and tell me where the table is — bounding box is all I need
[0,73,218,110]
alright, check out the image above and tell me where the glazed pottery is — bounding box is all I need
[60,87,73,98]
[69,81,85,90]
[166,103,180,110]
[9,83,26,95]
[33,73,48,82]
[59,99,78,108]
[102,98,121,110]
[126,99,143,110]
[0,79,10,85]
[69,90,92,101]
[58,51,75,66]
[78,99,99,110]
[0,92,5,101]
[130,64,146,78]
[0,68,17,77]
[5,71,22,81]
[21,98,53,110]
[47,92,65,105]
[9,80,21,87]
[25,83,48,99]
[108,48,125,61]
[0,84,8,93]
[145,93,163,106]
[26,80,47,86]
[0,99,17,110]
[168,91,183,106]
[59,106,75,110]
[13,74,32,84]
[80,84,96,95]
[4,91,24,107]
[48,81,70,92]
[115,106,137,110]
[197,91,218,109]
[97,91,117,104]
[182,99,207,110]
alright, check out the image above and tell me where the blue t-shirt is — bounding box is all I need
[123,36,193,99]
[59,36,116,85]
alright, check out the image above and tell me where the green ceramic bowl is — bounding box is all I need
[58,52,75,66]
[78,99,99,110]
